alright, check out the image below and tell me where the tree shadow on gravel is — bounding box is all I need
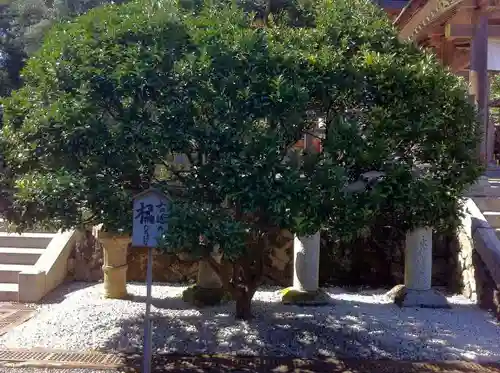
[37,281,97,304]
[103,290,500,372]
[119,354,500,373]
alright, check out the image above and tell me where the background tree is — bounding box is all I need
[0,0,481,319]
[0,2,24,97]
[0,0,126,100]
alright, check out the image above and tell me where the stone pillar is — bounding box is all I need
[405,227,432,291]
[282,232,329,305]
[98,230,129,299]
[281,130,329,305]
[182,250,227,307]
[387,227,449,308]
[293,233,320,291]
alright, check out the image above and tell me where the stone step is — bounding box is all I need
[472,197,500,211]
[482,211,500,228]
[467,185,500,197]
[0,248,44,265]
[0,233,55,249]
[0,283,18,302]
[0,264,33,283]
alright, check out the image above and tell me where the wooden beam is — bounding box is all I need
[460,0,500,8]
[398,0,469,42]
[487,9,500,17]
[441,38,457,65]
[394,0,428,28]
[456,70,470,79]
[397,0,500,42]
[398,0,448,40]
[445,24,500,38]
[450,48,471,71]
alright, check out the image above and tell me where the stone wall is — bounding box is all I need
[454,227,500,320]
[67,228,103,282]
[69,227,457,289]
[67,228,294,285]
[127,248,198,283]
[453,229,477,300]
[318,229,454,288]
[455,208,500,321]
[126,231,294,285]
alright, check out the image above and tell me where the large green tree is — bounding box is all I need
[0,0,481,319]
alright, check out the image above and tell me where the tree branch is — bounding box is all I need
[185,151,197,167]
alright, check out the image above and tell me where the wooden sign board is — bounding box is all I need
[132,189,170,248]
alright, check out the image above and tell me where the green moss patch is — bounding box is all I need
[182,285,231,307]
[281,287,331,306]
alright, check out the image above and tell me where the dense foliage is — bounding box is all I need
[0,0,482,318]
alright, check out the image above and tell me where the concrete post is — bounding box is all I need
[404,227,432,291]
[294,131,321,292]
[386,227,449,308]
[293,232,320,292]
[98,230,129,299]
[281,129,329,305]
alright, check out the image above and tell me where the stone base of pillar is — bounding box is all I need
[182,285,230,307]
[281,287,331,306]
[102,265,129,299]
[386,285,450,308]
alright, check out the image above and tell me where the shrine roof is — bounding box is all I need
[393,0,428,28]
[394,0,474,42]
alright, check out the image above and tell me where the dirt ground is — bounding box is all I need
[121,354,500,373]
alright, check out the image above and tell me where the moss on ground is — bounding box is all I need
[280,287,331,305]
[182,285,231,307]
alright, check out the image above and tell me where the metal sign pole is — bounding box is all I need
[143,245,153,373]
[132,189,170,373]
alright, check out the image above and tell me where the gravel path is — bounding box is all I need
[0,282,498,362]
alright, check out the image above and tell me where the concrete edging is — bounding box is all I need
[18,230,77,303]
[463,198,500,287]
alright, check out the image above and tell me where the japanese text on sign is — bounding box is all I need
[132,190,170,248]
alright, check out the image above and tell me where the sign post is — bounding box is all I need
[132,189,170,373]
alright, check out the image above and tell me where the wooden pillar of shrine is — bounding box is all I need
[487,72,495,164]
[469,12,490,166]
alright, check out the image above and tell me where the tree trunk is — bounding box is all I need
[235,289,253,320]
[206,236,267,320]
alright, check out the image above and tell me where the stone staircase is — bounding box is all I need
[474,200,500,236]
[464,170,500,319]
[0,231,57,301]
[468,170,500,234]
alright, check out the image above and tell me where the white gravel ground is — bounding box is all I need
[0,282,498,362]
